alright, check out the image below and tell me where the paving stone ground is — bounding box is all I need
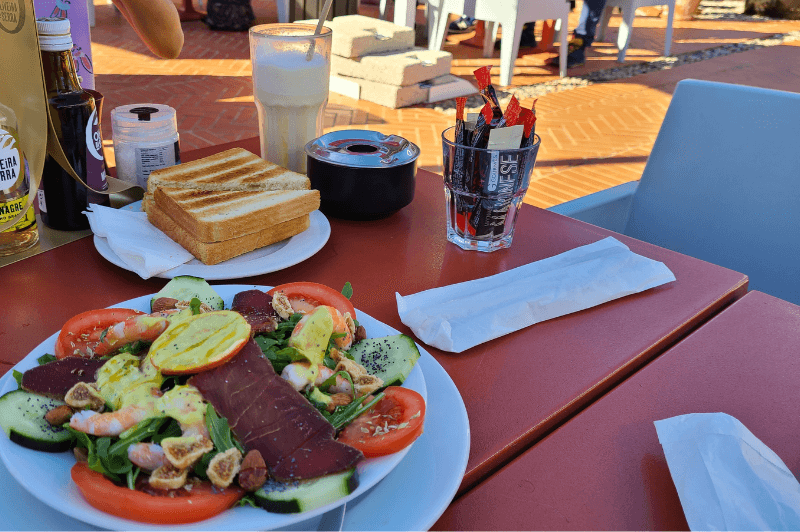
[90,0,800,208]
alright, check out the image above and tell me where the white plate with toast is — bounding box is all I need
[94,202,331,280]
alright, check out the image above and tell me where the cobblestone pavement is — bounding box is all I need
[91,0,800,208]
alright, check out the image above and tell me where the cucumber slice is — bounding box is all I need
[349,334,421,388]
[0,390,73,452]
[150,275,224,311]
[254,468,358,514]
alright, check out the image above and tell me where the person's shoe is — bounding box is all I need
[495,22,537,50]
[546,37,586,68]
[449,16,476,34]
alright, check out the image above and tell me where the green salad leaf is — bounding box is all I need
[37,354,57,365]
[341,282,353,299]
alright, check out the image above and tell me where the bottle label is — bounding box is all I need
[38,188,47,213]
[85,107,108,192]
[135,140,179,189]
[0,196,35,232]
[0,124,35,232]
[0,125,23,192]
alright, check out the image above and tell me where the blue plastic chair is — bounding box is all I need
[549,79,800,304]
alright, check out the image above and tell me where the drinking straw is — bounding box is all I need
[306,0,334,61]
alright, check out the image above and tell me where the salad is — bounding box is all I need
[0,277,426,525]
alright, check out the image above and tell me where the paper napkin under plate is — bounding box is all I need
[655,413,800,531]
[84,203,193,279]
[396,236,676,353]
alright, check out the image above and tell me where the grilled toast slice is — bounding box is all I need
[147,203,311,266]
[153,187,320,242]
[143,148,310,211]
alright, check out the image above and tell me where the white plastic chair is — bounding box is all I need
[596,0,675,61]
[277,0,289,22]
[548,79,800,304]
[426,0,569,84]
[379,0,418,27]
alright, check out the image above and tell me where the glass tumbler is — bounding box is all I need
[442,126,540,252]
[249,24,332,174]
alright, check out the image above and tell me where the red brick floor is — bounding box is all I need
[90,0,800,208]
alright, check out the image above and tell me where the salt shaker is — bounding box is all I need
[111,104,180,189]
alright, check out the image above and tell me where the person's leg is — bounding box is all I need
[573,0,607,46]
[548,0,607,67]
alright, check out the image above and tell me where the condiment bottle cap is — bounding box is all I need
[111,104,178,141]
[36,17,73,52]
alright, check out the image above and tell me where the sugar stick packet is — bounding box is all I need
[469,103,495,149]
[453,97,470,214]
[473,66,504,123]
[495,96,521,129]
[454,97,469,146]
[519,108,537,148]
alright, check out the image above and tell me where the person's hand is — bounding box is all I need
[111,0,184,59]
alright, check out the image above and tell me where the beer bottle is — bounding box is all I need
[37,17,109,231]
[0,101,39,256]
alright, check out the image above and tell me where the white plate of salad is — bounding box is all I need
[0,282,428,531]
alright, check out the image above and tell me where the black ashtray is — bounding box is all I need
[305,130,420,220]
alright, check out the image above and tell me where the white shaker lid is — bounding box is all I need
[36,17,73,52]
[111,104,178,141]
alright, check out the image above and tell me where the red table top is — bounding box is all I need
[0,137,747,494]
[434,290,800,530]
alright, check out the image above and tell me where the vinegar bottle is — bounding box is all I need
[0,101,39,256]
[37,17,109,231]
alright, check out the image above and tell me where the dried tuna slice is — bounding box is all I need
[231,289,278,334]
[190,340,363,480]
[21,358,107,400]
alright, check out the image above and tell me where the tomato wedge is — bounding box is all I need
[71,462,244,524]
[337,387,425,457]
[55,308,145,359]
[267,282,357,319]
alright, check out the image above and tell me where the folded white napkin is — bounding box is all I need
[84,204,193,279]
[655,413,800,531]
[396,237,676,353]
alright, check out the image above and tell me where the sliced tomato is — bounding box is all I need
[267,282,357,319]
[71,462,244,524]
[337,386,425,457]
[55,308,145,359]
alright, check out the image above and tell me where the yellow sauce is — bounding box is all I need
[288,306,334,368]
[96,353,162,410]
[148,311,251,373]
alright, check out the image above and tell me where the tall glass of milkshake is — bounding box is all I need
[249,24,332,174]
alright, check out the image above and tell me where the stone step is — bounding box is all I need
[331,48,452,87]
[296,14,414,58]
[331,73,477,108]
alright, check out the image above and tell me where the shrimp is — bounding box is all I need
[69,403,153,436]
[128,443,167,471]
[158,384,209,439]
[324,306,355,350]
[70,380,163,436]
[291,305,355,351]
[125,385,208,472]
[92,314,170,356]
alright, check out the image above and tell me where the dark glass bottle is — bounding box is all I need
[37,17,109,231]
